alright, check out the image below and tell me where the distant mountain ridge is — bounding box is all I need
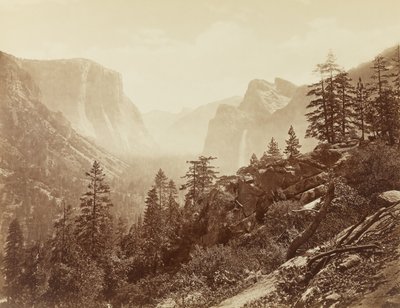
[143,96,242,154]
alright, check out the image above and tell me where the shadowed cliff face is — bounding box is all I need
[18,57,154,156]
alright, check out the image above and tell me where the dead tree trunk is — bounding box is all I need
[307,244,381,266]
[286,182,335,260]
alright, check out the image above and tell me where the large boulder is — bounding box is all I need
[283,172,328,199]
[376,190,400,207]
[256,156,325,193]
[298,184,327,204]
[236,181,263,216]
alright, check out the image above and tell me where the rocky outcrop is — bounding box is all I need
[17,56,153,156]
[283,172,328,199]
[197,153,336,246]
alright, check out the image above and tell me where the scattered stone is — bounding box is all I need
[156,298,176,308]
[339,255,362,270]
[325,292,341,301]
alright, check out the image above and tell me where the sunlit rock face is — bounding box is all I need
[19,58,153,156]
[239,78,295,115]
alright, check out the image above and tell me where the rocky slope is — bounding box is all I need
[0,51,129,248]
[348,45,399,83]
[215,194,400,307]
[17,56,153,156]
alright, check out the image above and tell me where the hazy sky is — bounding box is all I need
[1,0,400,112]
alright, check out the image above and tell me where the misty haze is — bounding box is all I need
[1,1,400,307]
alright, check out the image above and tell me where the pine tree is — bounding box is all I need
[142,187,163,273]
[166,180,180,223]
[197,156,218,193]
[115,216,128,253]
[51,202,75,264]
[324,51,341,143]
[181,156,218,206]
[353,78,369,140]
[3,218,24,305]
[47,203,91,306]
[334,70,355,140]
[20,242,49,306]
[371,55,390,96]
[284,125,301,158]
[181,160,199,206]
[369,55,398,144]
[75,161,113,261]
[306,52,341,143]
[390,45,400,140]
[249,153,259,166]
[164,180,182,264]
[122,218,146,282]
[266,137,282,158]
[154,169,168,209]
[392,45,400,99]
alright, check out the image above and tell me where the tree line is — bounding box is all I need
[306,46,400,145]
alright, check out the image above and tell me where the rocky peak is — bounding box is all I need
[239,78,296,116]
[274,77,297,97]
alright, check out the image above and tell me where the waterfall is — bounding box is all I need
[238,129,248,168]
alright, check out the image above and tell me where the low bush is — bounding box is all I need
[343,142,400,196]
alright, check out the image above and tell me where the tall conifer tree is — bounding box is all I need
[75,161,113,261]
[3,218,24,305]
[284,126,301,158]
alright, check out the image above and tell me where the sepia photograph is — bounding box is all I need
[1,0,400,307]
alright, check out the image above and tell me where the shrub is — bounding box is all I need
[311,143,342,166]
[182,245,255,290]
[343,142,400,196]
